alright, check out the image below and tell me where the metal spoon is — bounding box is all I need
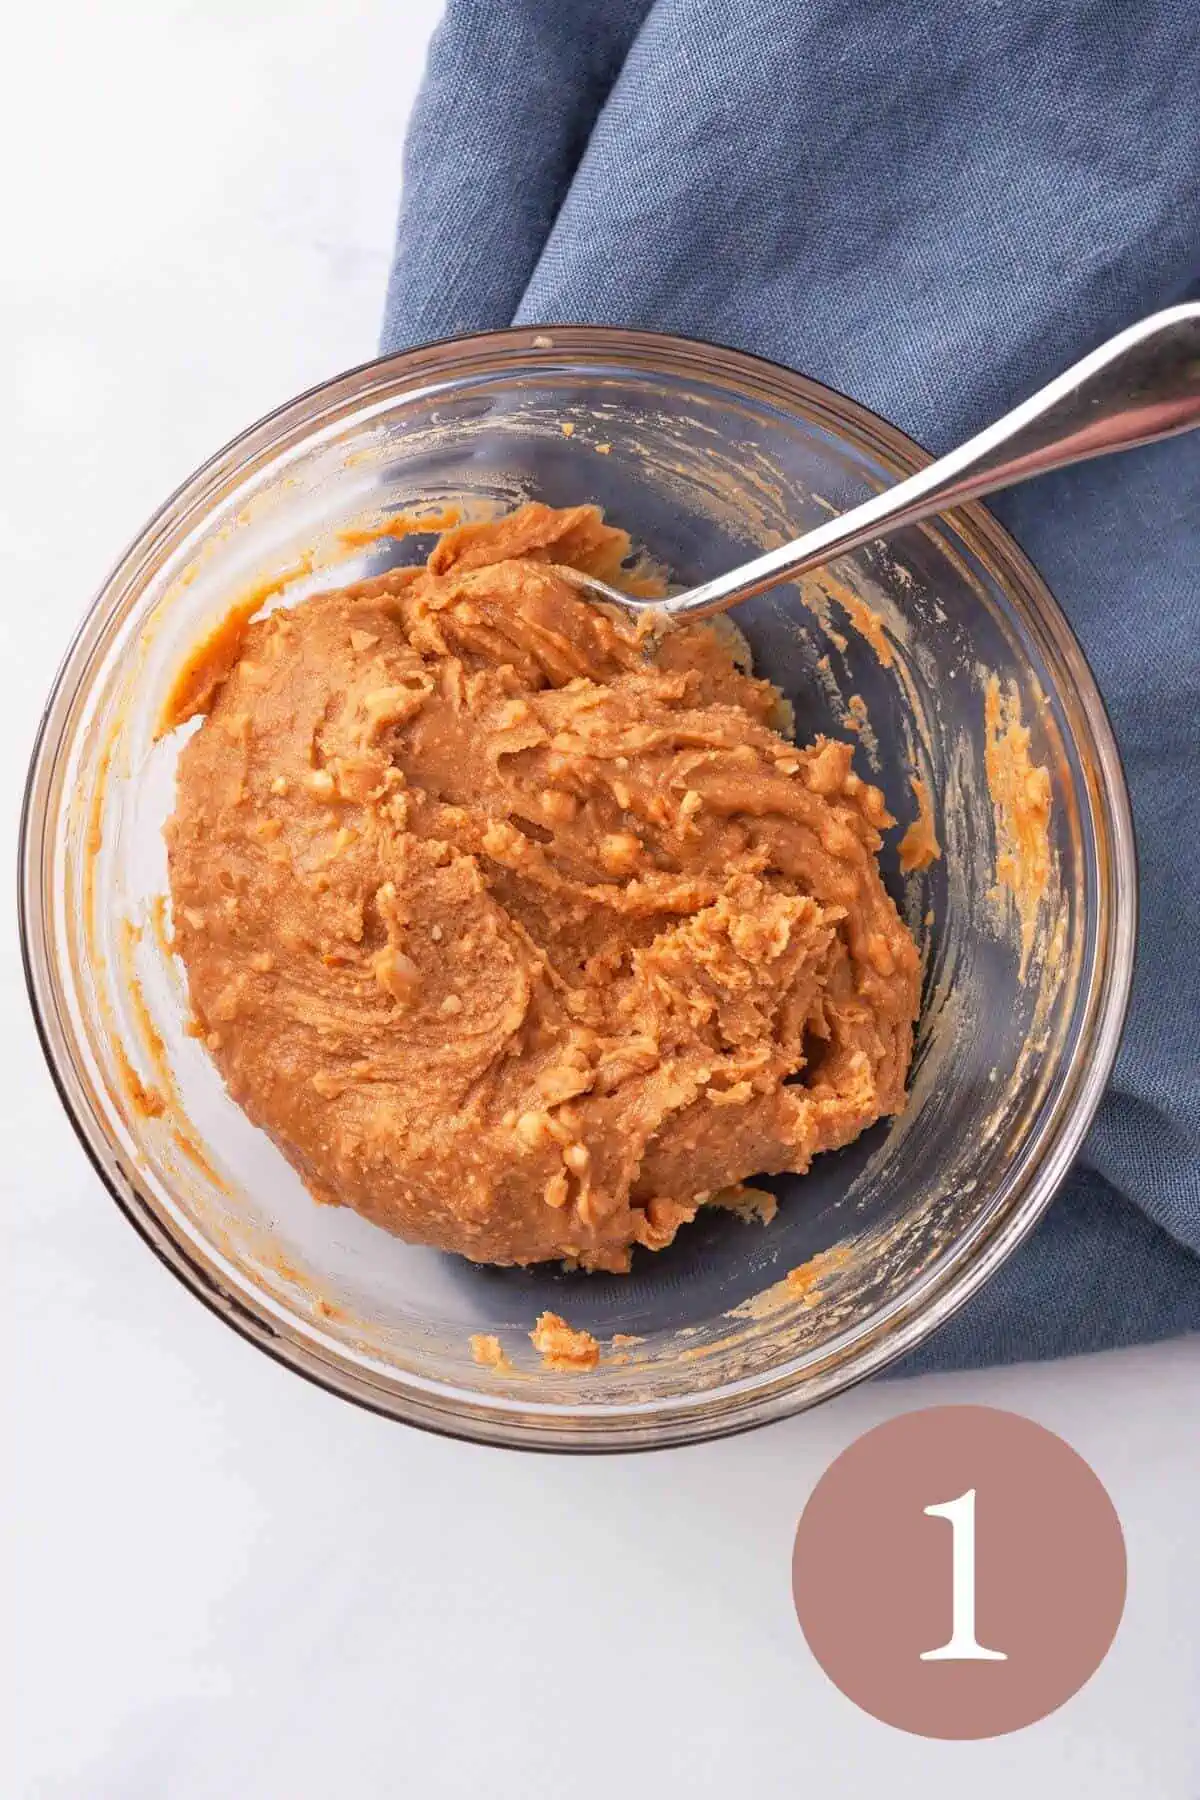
[560,302,1200,624]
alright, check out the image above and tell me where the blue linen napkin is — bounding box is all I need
[381,0,1200,1369]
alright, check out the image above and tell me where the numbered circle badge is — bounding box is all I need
[791,1404,1126,1738]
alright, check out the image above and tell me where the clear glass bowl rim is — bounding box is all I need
[19,324,1138,1452]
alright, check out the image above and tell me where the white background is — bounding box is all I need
[3,3,1198,1794]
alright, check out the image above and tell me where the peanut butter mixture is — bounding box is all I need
[167,504,920,1272]
[529,1311,601,1371]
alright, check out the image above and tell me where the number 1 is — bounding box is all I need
[919,1488,1007,1662]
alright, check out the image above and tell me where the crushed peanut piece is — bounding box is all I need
[530,1311,600,1371]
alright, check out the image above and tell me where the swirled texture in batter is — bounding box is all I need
[167,505,920,1271]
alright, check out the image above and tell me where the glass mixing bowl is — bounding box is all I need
[20,327,1135,1450]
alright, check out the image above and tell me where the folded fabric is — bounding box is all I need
[381,0,1200,1369]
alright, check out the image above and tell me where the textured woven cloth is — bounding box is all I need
[381,0,1200,1369]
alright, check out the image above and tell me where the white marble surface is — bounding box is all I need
[3,4,1197,1794]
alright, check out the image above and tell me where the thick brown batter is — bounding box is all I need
[167,504,920,1271]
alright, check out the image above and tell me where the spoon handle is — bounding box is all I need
[664,301,1200,622]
